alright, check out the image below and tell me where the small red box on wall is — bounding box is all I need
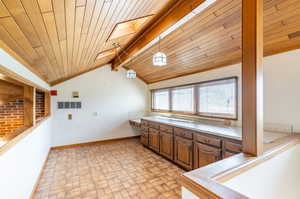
[50,90,57,96]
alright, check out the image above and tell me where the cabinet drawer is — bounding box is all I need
[149,127,159,134]
[174,127,193,140]
[160,124,173,134]
[141,120,148,126]
[149,121,160,129]
[194,142,221,169]
[141,125,148,131]
[224,141,242,153]
[194,134,221,148]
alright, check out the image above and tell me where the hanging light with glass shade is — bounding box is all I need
[126,69,136,79]
[113,42,137,79]
[153,36,167,66]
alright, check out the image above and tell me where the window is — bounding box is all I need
[151,77,238,120]
[198,78,237,119]
[171,86,194,112]
[152,89,169,110]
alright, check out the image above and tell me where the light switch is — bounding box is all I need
[68,114,72,120]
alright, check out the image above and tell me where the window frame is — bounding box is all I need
[151,77,238,120]
[151,88,171,111]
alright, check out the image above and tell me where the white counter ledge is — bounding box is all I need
[141,116,291,142]
[142,116,242,140]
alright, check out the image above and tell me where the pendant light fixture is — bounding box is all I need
[153,36,167,66]
[113,42,137,79]
[126,69,136,79]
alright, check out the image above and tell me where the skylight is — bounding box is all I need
[107,15,154,41]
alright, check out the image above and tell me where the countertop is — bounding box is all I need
[135,116,290,142]
[141,116,242,140]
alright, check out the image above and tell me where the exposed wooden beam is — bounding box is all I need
[242,0,264,156]
[111,0,206,71]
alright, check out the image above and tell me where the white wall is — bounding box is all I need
[0,47,52,199]
[149,49,300,133]
[0,118,52,199]
[51,65,148,147]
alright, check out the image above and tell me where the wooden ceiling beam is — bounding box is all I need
[111,0,206,71]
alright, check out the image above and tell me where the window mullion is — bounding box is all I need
[169,88,172,112]
[195,85,199,115]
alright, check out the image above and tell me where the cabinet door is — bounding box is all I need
[194,142,221,169]
[149,130,160,152]
[160,132,173,160]
[174,136,193,170]
[140,131,148,146]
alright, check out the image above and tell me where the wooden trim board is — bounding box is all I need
[51,136,141,150]
[179,135,300,199]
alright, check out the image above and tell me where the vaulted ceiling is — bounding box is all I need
[0,0,300,86]
[0,0,173,84]
[123,0,300,83]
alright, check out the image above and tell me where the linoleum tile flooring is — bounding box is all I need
[33,138,184,199]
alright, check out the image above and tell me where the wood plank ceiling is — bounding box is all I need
[125,0,300,83]
[0,0,173,84]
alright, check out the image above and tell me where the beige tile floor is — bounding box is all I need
[33,138,184,199]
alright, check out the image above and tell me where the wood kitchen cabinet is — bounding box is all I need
[174,136,193,170]
[148,128,160,152]
[160,131,173,160]
[140,130,148,146]
[194,142,221,169]
[135,119,242,171]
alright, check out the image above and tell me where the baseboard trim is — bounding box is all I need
[51,135,141,150]
[29,149,50,199]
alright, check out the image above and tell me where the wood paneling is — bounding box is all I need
[0,0,172,83]
[124,0,300,84]
[2,0,300,85]
[0,79,23,105]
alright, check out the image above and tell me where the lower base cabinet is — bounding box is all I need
[159,132,173,160]
[140,131,148,146]
[137,120,242,171]
[174,136,193,170]
[194,142,222,169]
[148,128,160,152]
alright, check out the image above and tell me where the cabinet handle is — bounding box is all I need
[200,150,218,155]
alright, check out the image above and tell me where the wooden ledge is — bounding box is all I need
[179,135,300,199]
[0,116,50,156]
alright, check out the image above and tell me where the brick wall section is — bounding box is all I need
[0,99,24,136]
[36,91,45,119]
